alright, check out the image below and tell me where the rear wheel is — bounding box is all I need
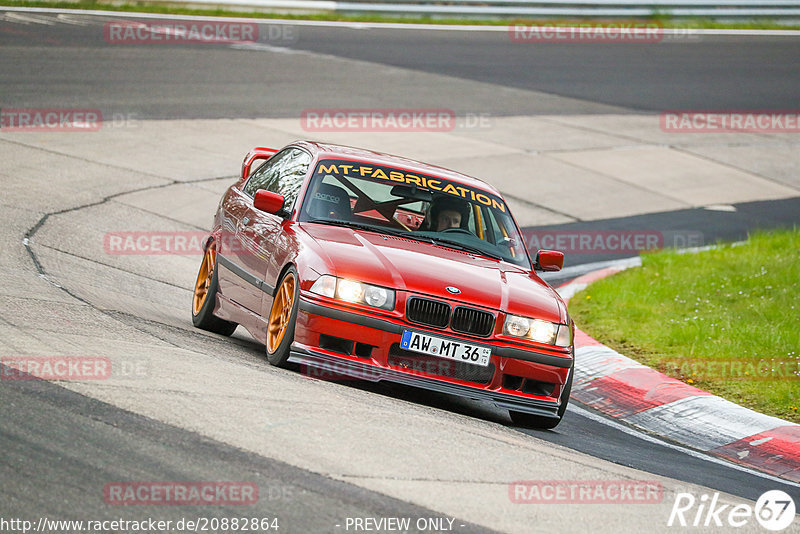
[266,266,299,368]
[509,366,573,430]
[192,240,238,336]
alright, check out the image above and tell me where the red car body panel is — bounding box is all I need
[300,223,564,323]
[205,141,574,422]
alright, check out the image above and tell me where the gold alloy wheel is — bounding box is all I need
[192,244,216,316]
[267,272,296,354]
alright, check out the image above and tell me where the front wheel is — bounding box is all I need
[509,366,573,430]
[192,240,238,336]
[266,266,299,368]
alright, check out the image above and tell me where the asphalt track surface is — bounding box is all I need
[1,10,800,533]
[2,13,800,117]
[1,367,490,533]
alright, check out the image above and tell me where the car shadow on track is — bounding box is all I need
[177,319,561,434]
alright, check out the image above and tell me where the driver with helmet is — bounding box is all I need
[422,195,471,232]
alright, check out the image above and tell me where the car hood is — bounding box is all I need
[300,223,565,323]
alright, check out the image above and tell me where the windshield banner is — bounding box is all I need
[314,159,507,213]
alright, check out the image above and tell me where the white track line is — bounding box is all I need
[56,13,95,26]
[3,6,800,35]
[3,11,57,25]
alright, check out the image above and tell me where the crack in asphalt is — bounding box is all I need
[35,242,195,292]
[21,172,237,350]
[0,314,29,353]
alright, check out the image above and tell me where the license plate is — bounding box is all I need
[400,330,491,367]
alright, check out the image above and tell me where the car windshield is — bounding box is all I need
[299,158,531,268]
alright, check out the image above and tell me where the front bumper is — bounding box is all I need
[291,296,573,419]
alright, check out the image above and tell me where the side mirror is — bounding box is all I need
[254,190,285,215]
[241,147,278,180]
[534,249,564,272]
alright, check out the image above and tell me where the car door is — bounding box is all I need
[234,147,310,313]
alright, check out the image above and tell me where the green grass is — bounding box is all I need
[3,0,800,30]
[569,228,800,423]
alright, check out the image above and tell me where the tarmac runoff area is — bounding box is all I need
[1,112,800,532]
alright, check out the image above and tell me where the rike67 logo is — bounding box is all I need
[668,490,796,531]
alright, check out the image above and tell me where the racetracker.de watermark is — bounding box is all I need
[1,356,111,381]
[665,358,800,381]
[104,231,248,255]
[103,20,297,44]
[104,482,258,505]
[0,356,150,381]
[0,108,102,132]
[509,480,663,504]
[660,110,800,133]
[509,23,665,43]
[0,109,139,132]
[523,230,703,255]
[301,109,460,132]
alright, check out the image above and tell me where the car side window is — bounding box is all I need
[243,148,311,211]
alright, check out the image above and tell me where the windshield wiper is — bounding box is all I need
[305,218,436,244]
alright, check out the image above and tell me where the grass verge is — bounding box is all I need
[2,0,800,30]
[569,228,800,423]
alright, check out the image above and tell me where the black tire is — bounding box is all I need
[266,266,299,368]
[192,243,238,336]
[509,365,573,430]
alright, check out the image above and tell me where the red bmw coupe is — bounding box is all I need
[192,141,573,428]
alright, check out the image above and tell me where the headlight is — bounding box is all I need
[309,275,336,298]
[503,314,572,347]
[310,275,395,311]
[336,279,364,303]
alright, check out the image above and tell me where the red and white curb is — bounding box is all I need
[558,265,800,484]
